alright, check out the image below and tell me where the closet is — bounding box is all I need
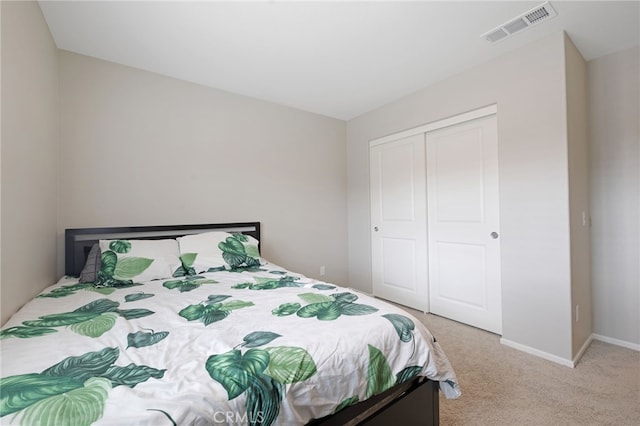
[370,105,502,334]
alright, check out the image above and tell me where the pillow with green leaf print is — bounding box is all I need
[97,238,182,284]
[219,232,262,269]
[177,231,262,273]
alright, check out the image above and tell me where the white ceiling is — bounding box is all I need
[39,0,639,120]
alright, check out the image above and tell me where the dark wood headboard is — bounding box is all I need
[65,222,261,277]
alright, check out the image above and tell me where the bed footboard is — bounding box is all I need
[309,378,439,426]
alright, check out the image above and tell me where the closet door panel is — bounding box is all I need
[370,134,428,311]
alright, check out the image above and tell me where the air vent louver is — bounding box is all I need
[504,18,528,34]
[481,1,557,44]
[525,7,550,24]
[485,28,509,43]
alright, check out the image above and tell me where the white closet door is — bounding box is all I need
[426,114,502,334]
[370,134,428,311]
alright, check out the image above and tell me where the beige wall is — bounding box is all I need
[347,33,576,362]
[58,51,347,285]
[589,46,640,347]
[1,1,59,325]
[564,34,592,357]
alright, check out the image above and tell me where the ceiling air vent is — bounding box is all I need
[481,1,558,44]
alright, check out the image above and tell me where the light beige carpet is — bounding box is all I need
[403,309,640,426]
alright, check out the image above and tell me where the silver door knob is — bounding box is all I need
[374,226,379,232]
[490,232,499,239]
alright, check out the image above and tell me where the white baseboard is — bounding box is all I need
[501,334,640,367]
[500,338,575,368]
[572,334,594,366]
[592,333,640,352]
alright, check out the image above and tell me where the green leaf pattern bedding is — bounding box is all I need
[0,263,459,425]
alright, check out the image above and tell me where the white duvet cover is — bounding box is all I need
[0,262,459,425]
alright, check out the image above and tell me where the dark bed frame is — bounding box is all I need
[64,222,439,425]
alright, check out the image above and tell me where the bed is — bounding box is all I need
[0,222,459,425]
